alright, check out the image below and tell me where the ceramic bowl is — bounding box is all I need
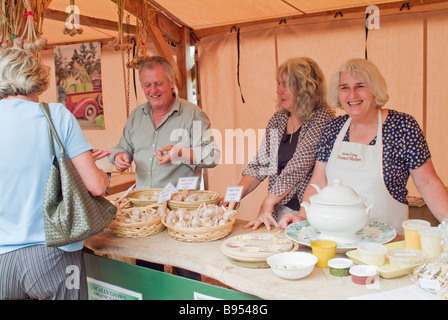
[267,252,317,280]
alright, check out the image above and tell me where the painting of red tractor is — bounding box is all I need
[54,42,105,129]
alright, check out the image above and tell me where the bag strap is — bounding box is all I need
[39,102,66,158]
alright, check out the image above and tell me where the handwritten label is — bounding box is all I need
[224,186,244,202]
[158,182,178,203]
[176,176,199,190]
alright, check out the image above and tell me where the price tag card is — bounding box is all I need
[224,186,244,203]
[419,278,441,291]
[176,176,199,190]
[158,182,178,203]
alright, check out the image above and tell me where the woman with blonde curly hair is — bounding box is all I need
[227,57,335,230]
[0,47,110,300]
[279,58,448,233]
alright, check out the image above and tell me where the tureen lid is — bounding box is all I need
[309,179,366,206]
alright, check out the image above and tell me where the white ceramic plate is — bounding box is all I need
[220,232,294,261]
[285,220,397,252]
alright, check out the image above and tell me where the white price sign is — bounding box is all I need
[419,278,441,291]
[158,182,178,203]
[176,176,199,190]
[224,186,244,203]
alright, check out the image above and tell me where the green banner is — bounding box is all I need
[84,253,260,300]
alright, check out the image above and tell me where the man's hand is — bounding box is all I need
[154,145,194,165]
[114,152,132,171]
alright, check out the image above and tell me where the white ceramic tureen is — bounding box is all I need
[301,179,373,244]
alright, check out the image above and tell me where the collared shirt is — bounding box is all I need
[242,107,334,214]
[110,97,220,189]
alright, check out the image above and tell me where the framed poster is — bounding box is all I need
[54,42,105,129]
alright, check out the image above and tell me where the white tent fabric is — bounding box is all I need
[42,0,411,45]
[149,0,404,29]
[34,1,448,221]
[198,7,448,220]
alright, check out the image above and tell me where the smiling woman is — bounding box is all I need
[327,58,389,110]
[279,58,448,235]
[336,72,380,145]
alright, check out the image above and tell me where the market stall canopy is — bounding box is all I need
[41,0,435,46]
[33,0,447,103]
[149,0,414,37]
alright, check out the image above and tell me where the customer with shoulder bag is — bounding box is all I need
[0,47,113,300]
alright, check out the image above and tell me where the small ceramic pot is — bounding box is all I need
[349,265,377,285]
[327,258,353,277]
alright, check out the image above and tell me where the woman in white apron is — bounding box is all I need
[279,58,448,235]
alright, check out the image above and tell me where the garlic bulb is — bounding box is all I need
[166,204,236,228]
[115,205,166,224]
[166,210,177,226]
[172,192,214,202]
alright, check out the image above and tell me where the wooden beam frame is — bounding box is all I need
[146,22,184,92]
[115,0,189,98]
[119,0,184,44]
[45,8,136,34]
[46,0,192,99]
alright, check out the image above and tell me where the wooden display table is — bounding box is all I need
[107,172,135,195]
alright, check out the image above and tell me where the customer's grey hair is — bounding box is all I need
[0,47,50,99]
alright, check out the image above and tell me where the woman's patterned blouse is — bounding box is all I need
[243,107,334,218]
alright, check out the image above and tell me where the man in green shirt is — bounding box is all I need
[109,56,220,281]
[110,56,220,190]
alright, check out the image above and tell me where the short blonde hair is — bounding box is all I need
[327,58,389,109]
[0,47,50,99]
[275,57,329,122]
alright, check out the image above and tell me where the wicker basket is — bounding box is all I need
[108,216,165,238]
[108,203,168,238]
[161,215,235,242]
[127,188,162,207]
[167,190,220,210]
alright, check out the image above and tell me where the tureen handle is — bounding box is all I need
[300,202,310,212]
[310,184,321,193]
[365,203,374,216]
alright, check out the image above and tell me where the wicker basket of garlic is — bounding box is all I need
[108,202,168,238]
[161,204,236,242]
[127,188,162,207]
[167,190,220,210]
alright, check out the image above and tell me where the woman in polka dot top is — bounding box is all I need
[279,58,448,234]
